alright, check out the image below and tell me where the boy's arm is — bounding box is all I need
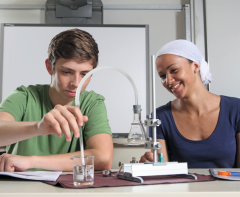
[0,111,39,146]
[0,103,113,171]
[0,133,113,171]
[0,104,87,146]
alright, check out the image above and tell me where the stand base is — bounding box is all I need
[117,172,143,183]
[117,172,197,183]
[122,162,190,178]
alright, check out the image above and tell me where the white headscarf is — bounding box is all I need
[156,39,212,85]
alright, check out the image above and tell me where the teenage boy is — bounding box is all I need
[0,29,113,172]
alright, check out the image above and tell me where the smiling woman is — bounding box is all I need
[140,40,240,169]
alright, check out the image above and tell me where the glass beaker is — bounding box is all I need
[71,156,95,186]
[127,105,148,144]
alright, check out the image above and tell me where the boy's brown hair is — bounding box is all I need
[47,28,99,71]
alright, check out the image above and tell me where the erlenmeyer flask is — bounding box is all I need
[127,105,148,144]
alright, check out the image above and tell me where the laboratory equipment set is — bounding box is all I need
[73,55,194,185]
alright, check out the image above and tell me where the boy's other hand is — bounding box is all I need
[0,153,31,172]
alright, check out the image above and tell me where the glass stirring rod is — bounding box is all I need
[79,126,85,165]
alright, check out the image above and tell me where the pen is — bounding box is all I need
[218,170,240,176]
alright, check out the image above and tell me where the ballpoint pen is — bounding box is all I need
[218,171,240,176]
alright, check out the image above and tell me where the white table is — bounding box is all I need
[1,169,240,197]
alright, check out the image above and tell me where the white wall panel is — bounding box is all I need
[206,0,240,97]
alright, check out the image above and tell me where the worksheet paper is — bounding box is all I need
[209,169,240,181]
[0,171,62,181]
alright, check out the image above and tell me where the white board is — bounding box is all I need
[0,24,149,135]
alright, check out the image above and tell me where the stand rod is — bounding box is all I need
[151,55,157,163]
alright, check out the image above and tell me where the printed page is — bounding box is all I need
[0,171,62,181]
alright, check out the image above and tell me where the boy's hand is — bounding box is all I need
[0,153,31,172]
[37,105,88,142]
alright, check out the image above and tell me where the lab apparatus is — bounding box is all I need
[117,56,193,183]
[74,66,146,184]
[75,66,146,154]
[75,60,192,183]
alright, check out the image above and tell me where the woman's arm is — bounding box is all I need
[139,139,169,163]
[237,133,240,168]
[157,139,169,162]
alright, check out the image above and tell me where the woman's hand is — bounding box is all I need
[140,140,169,163]
[139,152,154,163]
[37,105,88,142]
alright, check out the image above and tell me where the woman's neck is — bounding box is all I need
[173,83,219,116]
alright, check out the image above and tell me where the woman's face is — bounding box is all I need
[156,54,198,99]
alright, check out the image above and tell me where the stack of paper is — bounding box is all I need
[0,171,62,181]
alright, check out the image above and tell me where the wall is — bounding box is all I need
[205,0,240,98]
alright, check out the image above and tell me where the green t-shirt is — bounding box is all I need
[0,85,112,156]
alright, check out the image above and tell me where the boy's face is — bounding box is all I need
[46,58,93,105]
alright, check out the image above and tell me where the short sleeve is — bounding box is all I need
[0,86,28,121]
[83,99,112,141]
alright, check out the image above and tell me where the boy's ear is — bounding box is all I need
[45,59,53,75]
